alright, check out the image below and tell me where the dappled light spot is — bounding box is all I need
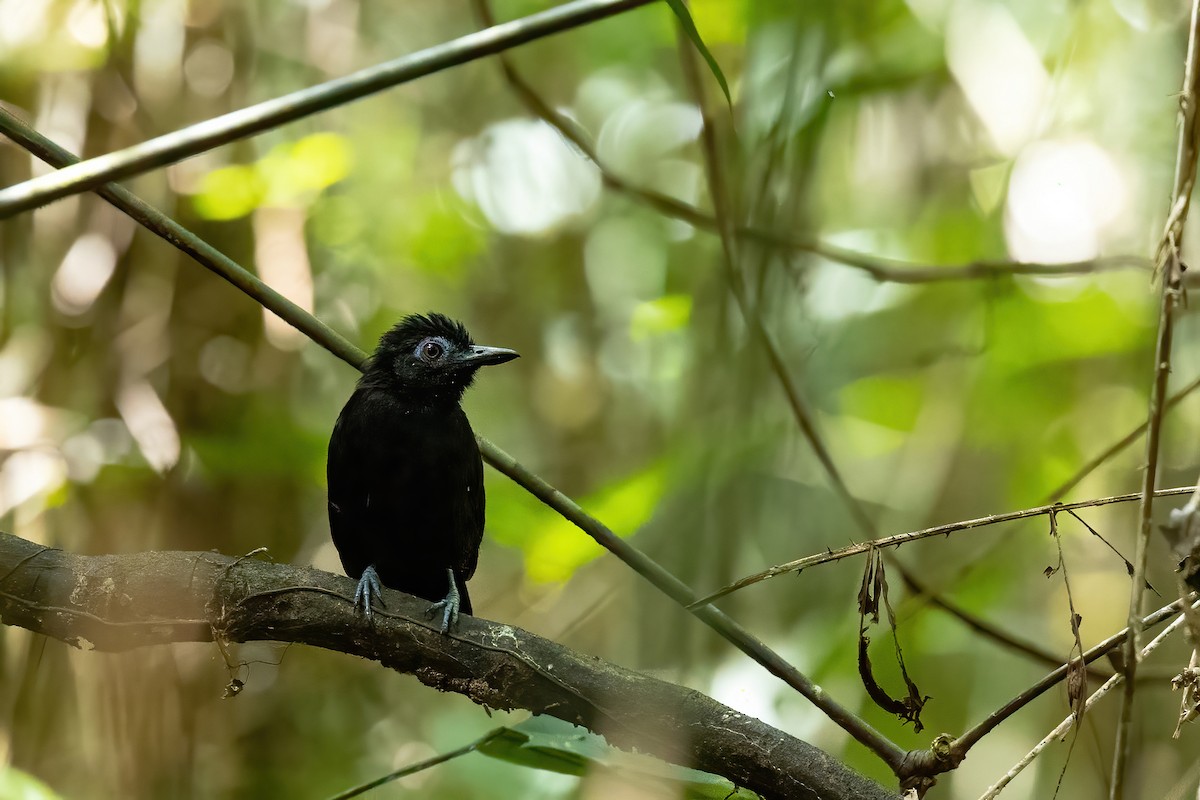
[67,0,108,49]
[629,295,691,341]
[1006,139,1128,265]
[596,100,702,175]
[254,207,314,351]
[183,39,234,98]
[199,336,253,394]
[0,449,66,519]
[584,215,668,313]
[133,0,184,104]
[0,0,50,50]
[452,118,601,236]
[116,382,180,474]
[804,253,914,322]
[59,421,141,484]
[50,232,117,317]
[0,398,51,451]
[946,0,1047,155]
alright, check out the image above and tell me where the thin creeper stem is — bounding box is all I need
[326,728,507,800]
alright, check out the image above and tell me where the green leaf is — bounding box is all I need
[192,165,263,220]
[664,0,733,110]
[191,133,353,219]
[839,375,923,431]
[520,461,667,583]
[478,717,760,799]
[630,294,693,340]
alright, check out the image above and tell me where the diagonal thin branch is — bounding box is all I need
[0,532,898,800]
[884,593,1199,786]
[689,486,1198,609]
[1044,373,1200,502]
[1112,3,1200,795]
[326,729,506,800]
[480,440,906,770]
[978,600,1197,800]
[909,578,1170,683]
[0,109,906,772]
[0,0,657,219]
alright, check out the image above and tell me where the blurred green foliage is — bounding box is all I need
[192,132,353,220]
[2,0,1200,798]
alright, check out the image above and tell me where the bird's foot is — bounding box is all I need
[353,565,385,619]
[427,570,461,634]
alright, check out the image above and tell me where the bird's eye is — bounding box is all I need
[419,340,445,361]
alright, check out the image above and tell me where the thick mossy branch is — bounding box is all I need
[0,532,896,800]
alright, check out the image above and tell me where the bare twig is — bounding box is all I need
[0,110,906,773]
[690,487,1199,609]
[1112,3,1200,794]
[979,602,1196,800]
[1171,649,1200,739]
[0,0,658,219]
[1065,509,1156,595]
[888,595,1195,786]
[326,728,507,800]
[1046,512,1086,715]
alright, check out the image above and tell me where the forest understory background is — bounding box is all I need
[4,0,1200,798]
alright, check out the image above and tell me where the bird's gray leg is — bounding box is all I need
[427,568,460,634]
[353,565,385,619]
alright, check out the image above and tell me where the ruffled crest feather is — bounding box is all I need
[377,313,473,354]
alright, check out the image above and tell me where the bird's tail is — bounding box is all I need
[456,574,473,616]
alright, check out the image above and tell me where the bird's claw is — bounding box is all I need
[427,571,461,634]
[353,565,385,619]
[427,596,460,634]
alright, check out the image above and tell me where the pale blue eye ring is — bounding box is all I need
[418,338,446,361]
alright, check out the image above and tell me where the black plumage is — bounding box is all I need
[327,313,518,631]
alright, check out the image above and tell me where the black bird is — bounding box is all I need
[327,313,518,632]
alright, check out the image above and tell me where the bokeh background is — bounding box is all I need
[3,0,1200,797]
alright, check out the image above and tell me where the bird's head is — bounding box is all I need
[361,313,519,401]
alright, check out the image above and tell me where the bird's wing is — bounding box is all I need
[327,390,415,578]
[327,392,366,577]
[457,440,485,580]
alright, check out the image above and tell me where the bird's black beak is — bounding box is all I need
[461,345,520,367]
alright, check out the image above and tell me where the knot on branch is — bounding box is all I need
[895,735,965,794]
